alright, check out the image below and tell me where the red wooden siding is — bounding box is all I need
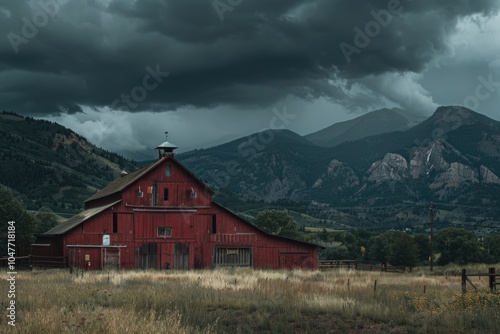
[35,155,318,270]
[86,159,212,210]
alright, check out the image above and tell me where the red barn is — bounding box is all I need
[33,140,318,270]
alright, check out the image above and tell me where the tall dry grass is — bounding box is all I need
[0,264,499,333]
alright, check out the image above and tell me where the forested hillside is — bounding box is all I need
[0,111,139,212]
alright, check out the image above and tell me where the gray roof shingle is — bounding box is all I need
[84,159,164,203]
[44,200,121,235]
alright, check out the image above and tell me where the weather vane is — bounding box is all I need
[164,131,168,139]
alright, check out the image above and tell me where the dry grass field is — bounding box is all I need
[1,264,499,333]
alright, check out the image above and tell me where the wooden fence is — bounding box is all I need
[0,255,67,269]
[319,260,357,270]
[319,260,405,273]
[461,267,498,293]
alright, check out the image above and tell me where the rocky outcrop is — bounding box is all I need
[366,153,408,183]
[313,159,359,190]
[430,162,479,189]
[409,141,450,178]
[234,160,307,202]
[480,165,500,184]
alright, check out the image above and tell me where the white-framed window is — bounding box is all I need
[158,226,172,237]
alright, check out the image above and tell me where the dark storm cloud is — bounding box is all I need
[0,0,499,115]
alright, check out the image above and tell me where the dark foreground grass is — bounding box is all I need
[0,265,499,333]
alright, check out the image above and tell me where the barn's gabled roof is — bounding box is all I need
[84,159,163,203]
[212,202,321,249]
[84,155,214,203]
[44,200,121,235]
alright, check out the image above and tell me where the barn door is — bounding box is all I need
[279,252,313,270]
[194,246,203,269]
[139,242,158,269]
[103,248,120,270]
[174,243,189,269]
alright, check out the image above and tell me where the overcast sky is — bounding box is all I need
[1,0,500,160]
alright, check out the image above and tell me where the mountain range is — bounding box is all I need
[179,106,500,200]
[1,106,499,232]
[178,106,500,231]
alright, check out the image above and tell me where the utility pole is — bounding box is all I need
[429,202,434,272]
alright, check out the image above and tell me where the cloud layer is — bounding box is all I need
[1,0,499,116]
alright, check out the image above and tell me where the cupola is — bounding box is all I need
[155,131,178,159]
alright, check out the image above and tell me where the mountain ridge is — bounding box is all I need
[305,108,427,147]
[0,111,140,212]
[177,106,500,231]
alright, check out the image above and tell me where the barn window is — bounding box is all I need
[158,227,172,238]
[166,165,171,176]
[152,182,158,206]
[163,188,169,201]
[214,247,252,267]
[211,214,217,234]
[112,213,118,233]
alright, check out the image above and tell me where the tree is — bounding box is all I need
[317,241,349,260]
[367,233,393,263]
[482,235,500,263]
[253,209,301,238]
[389,233,419,268]
[33,207,59,235]
[0,185,36,256]
[434,228,480,265]
[367,232,419,268]
[413,234,431,263]
[313,231,360,260]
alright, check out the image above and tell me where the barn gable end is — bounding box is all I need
[32,148,318,270]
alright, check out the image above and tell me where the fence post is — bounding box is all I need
[489,268,495,292]
[461,269,467,293]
